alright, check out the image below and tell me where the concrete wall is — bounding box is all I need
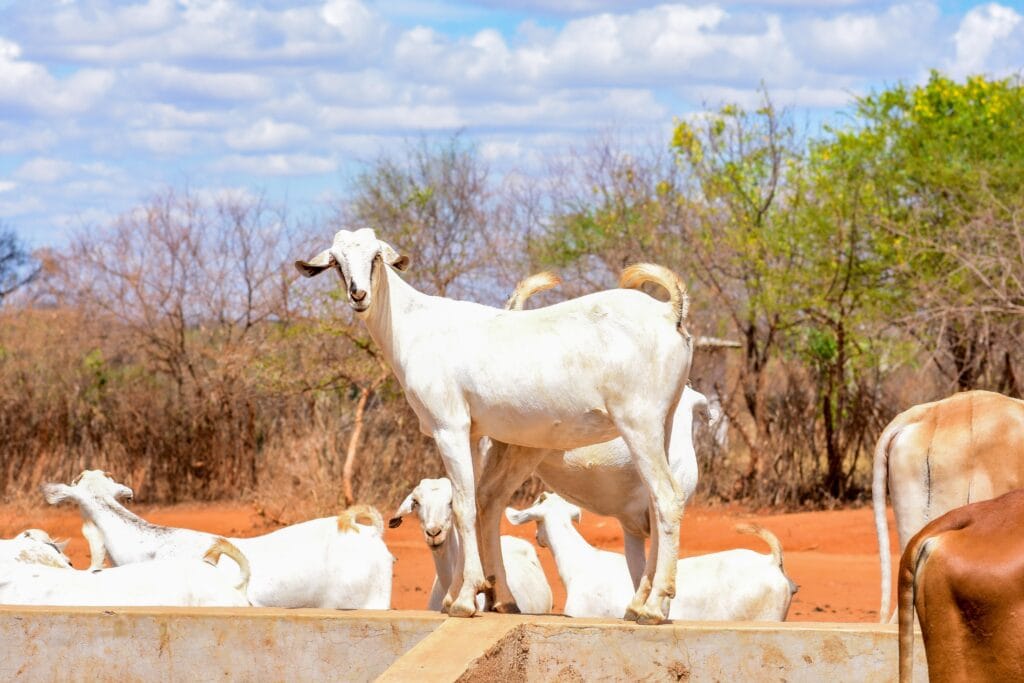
[506,618,928,683]
[0,607,925,682]
[0,606,442,682]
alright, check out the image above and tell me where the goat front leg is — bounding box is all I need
[617,417,683,625]
[477,442,549,613]
[623,529,648,591]
[434,428,487,618]
[82,520,107,570]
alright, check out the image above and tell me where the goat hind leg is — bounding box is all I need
[477,442,548,613]
[623,530,647,591]
[624,504,660,620]
[617,418,683,625]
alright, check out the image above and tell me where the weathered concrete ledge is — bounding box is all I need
[474,616,929,682]
[0,606,443,682]
[0,607,926,682]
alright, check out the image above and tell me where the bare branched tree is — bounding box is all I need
[0,226,40,304]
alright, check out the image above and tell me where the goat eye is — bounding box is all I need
[411,500,419,509]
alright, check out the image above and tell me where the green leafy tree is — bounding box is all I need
[671,97,805,496]
[838,72,1024,390]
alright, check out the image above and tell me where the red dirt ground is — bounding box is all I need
[0,501,899,622]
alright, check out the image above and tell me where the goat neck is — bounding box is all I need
[74,494,160,564]
[542,517,595,590]
[361,264,423,386]
[429,526,462,592]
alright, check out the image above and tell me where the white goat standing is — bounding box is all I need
[296,228,692,623]
[43,470,393,609]
[495,271,713,588]
[0,538,251,607]
[506,492,796,621]
[0,530,72,568]
[389,477,552,615]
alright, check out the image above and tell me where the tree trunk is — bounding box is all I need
[341,373,386,506]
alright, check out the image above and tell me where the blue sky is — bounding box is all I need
[1,0,1022,246]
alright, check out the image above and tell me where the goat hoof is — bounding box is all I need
[448,600,477,618]
[622,605,640,622]
[634,608,668,626]
[493,601,521,614]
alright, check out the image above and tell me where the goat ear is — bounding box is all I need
[41,483,74,506]
[707,404,721,428]
[388,492,416,528]
[690,394,712,426]
[378,241,409,271]
[295,249,335,278]
[504,507,531,526]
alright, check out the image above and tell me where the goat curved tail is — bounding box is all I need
[735,523,785,569]
[339,505,385,537]
[203,537,251,593]
[504,271,562,311]
[620,263,689,334]
[873,418,903,622]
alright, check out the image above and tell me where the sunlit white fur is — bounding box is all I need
[0,541,249,607]
[0,529,71,568]
[520,386,711,589]
[507,493,795,621]
[297,228,692,623]
[390,477,552,615]
[43,470,393,609]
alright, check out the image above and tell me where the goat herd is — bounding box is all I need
[4,229,1023,681]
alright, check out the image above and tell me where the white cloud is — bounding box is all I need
[128,129,198,155]
[20,0,386,66]
[226,119,311,151]
[0,194,46,217]
[480,140,523,163]
[950,3,1023,77]
[392,5,806,95]
[0,0,1014,247]
[0,124,59,154]
[0,181,16,193]
[13,158,74,184]
[685,84,856,110]
[317,101,465,130]
[794,2,941,74]
[322,0,381,43]
[125,63,273,102]
[212,153,338,176]
[0,38,115,116]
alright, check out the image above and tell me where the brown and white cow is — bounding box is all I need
[898,488,1024,683]
[874,390,1024,620]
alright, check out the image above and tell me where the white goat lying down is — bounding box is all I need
[0,537,250,607]
[389,477,552,615]
[0,529,72,568]
[506,493,797,621]
[297,228,692,624]
[43,470,393,609]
